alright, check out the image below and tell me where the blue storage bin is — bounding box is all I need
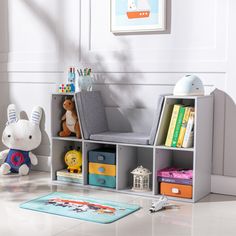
[89,174,116,188]
[88,148,116,165]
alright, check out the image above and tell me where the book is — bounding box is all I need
[56,169,83,179]
[165,105,182,147]
[157,177,192,186]
[182,111,195,148]
[171,106,186,147]
[57,176,83,184]
[177,107,194,148]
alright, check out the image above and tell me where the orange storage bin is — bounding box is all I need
[160,182,192,199]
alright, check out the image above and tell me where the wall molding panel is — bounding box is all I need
[0,0,81,72]
[80,0,228,73]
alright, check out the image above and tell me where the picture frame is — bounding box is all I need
[110,0,166,33]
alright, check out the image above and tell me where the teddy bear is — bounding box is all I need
[59,97,81,138]
[0,104,42,175]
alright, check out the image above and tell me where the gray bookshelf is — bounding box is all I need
[51,93,213,202]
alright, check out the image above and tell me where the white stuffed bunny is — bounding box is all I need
[0,104,42,176]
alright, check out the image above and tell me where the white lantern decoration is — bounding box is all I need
[131,166,152,192]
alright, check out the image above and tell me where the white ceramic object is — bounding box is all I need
[131,165,152,192]
[173,75,205,96]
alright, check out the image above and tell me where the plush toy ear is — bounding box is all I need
[30,106,42,125]
[7,104,18,124]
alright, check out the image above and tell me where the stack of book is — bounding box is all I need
[165,105,195,148]
[56,169,83,184]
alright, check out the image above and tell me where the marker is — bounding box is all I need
[87,68,91,76]
[84,68,87,76]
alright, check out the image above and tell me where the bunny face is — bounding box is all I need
[2,105,42,151]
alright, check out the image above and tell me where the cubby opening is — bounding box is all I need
[83,142,117,186]
[156,97,195,147]
[155,148,193,197]
[51,139,83,184]
[117,145,154,195]
[51,93,81,140]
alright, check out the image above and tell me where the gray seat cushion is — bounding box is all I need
[77,91,165,145]
[148,95,165,145]
[90,132,150,145]
[76,91,108,139]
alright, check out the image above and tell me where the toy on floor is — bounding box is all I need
[149,195,175,213]
[64,148,82,173]
[173,75,205,96]
[0,104,42,175]
[149,195,168,213]
[59,97,81,138]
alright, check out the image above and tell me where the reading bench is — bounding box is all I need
[76,91,164,145]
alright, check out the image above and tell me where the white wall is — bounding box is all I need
[0,0,235,192]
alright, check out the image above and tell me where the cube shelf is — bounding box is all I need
[117,145,153,194]
[51,93,213,202]
[51,139,83,183]
[154,149,193,196]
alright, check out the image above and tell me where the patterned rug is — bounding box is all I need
[20,192,140,224]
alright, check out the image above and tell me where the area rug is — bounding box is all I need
[20,192,140,224]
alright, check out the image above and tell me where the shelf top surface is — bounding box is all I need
[52,93,212,99]
[52,137,194,151]
[52,136,83,142]
[83,139,154,148]
[52,136,155,148]
[52,92,75,96]
[165,94,212,100]
[156,145,194,152]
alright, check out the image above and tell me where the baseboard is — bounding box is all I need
[211,175,236,196]
[31,155,51,172]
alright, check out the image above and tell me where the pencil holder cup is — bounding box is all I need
[76,76,93,92]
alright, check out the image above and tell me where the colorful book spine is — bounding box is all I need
[177,107,194,148]
[165,105,182,147]
[182,111,195,148]
[171,106,186,147]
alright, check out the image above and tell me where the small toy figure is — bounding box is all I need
[59,97,81,138]
[149,195,168,213]
[0,104,42,175]
[64,148,82,173]
[149,195,175,213]
[131,166,152,192]
[58,84,75,93]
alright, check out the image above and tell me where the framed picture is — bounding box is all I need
[111,0,166,33]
